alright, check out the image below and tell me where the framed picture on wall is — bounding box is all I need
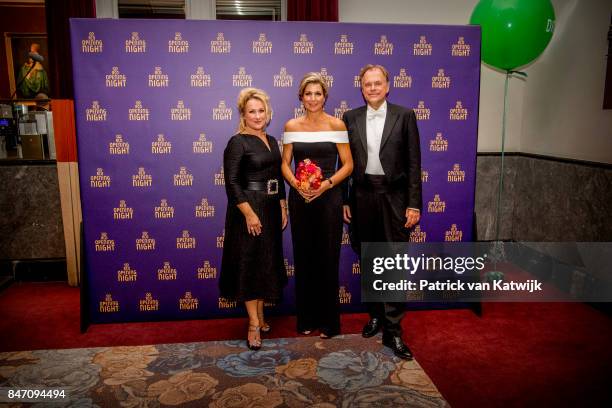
[4,33,49,99]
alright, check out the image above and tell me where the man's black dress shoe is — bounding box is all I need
[382,335,414,360]
[362,318,381,338]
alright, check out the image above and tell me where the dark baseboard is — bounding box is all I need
[0,258,68,282]
[477,152,612,170]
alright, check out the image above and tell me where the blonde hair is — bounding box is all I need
[298,72,329,103]
[237,87,272,133]
[358,64,390,84]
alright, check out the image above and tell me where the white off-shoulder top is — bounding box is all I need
[282,131,349,144]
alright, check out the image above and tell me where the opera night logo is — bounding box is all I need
[150,134,171,154]
[334,34,354,55]
[421,169,429,183]
[193,133,213,153]
[174,166,194,186]
[232,67,253,87]
[450,101,468,120]
[374,35,393,55]
[82,31,102,53]
[136,231,156,251]
[218,297,237,309]
[158,261,177,280]
[110,134,129,155]
[177,230,196,249]
[139,292,159,312]
[213,101,232,121]
[430,132,448,152]
[445,224,463,242]
[216,229,225,248]
[414,100,431,120]
[414,35,433,56]
[168,32,189,53]
[211,32,231,53]
[352,262,360,275]
[448,163,466,182]
[294,104,305,118]
[113,199,133,220]
[197,260,217,280]
[171,100,191,121]
[274,67,293,88]
[284,259,295,277]
[393,69,412,88]
[354,75,361,88]
[452,36,471,57]
[252,33,272,54]
[129,100,150,121]
[293,33,313,54]
[86,101,107,121]
[195,198,215,218]
[432,69,451,89]
[191,67,211,87]
[428,194,446,213]
[214,166,225,186]
[334,101,350,119]
[339,286,352,304]
[180,292,199,311]
[90,167,110,188]
[410,225,427,243]
[133,167,152,187]
[319,68,334,87]
[95,232,115,252]
[125,32,146,53]
[155,199,174,219]
[118,263,137,282]
[342,226,350,245]
[105,66,126,87]
[99,294,119,313]
[148,67,169,87]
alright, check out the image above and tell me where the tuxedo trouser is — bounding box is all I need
[353,175,410,337]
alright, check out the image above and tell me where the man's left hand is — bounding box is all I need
[405,209,420,228]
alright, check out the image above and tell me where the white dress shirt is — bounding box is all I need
[365,101,387,175]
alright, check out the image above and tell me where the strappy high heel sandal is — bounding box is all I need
[247,325,262,350]
[258,312,271,334]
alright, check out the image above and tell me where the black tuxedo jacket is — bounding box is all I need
[342,102,422,211]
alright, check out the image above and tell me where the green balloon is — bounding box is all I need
[470,0,555,70]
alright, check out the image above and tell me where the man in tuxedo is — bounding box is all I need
[342,64,422,360]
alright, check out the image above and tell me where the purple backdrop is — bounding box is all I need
[70,19,480,323]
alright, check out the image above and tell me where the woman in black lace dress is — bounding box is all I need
[220,88,288,350]
[281,73,353,338]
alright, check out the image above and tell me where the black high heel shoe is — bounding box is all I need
[247,325,261,350]
[258,312,271,334]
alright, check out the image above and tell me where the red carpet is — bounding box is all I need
[1,282,611,407]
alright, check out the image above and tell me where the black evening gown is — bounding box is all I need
[220,134,287,302]
[289,140,343,336]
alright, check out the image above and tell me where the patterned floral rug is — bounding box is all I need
[0,334,448,407]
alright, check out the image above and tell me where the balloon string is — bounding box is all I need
[494,71,511,242]
[509,70,528,77]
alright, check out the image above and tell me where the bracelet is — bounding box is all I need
[326,178,333,187]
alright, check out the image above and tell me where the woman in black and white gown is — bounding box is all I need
[281,73,353,338]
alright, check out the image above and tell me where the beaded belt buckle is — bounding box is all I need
[267,179,279,195]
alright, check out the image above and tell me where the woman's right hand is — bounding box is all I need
[292,180,316,202]
[245,213,262,236]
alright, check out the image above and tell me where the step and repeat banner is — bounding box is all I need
[70,19,480,323]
